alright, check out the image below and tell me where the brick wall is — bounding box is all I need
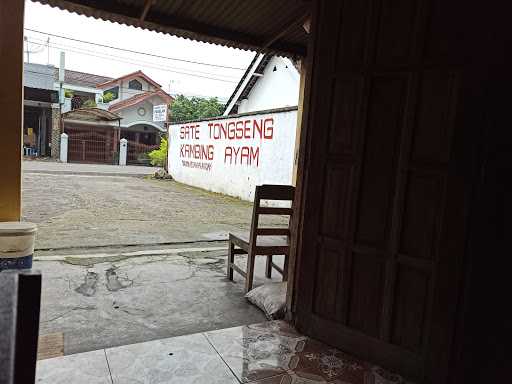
[50,108,61,159]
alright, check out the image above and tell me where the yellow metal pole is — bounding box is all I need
[0,0,25,221]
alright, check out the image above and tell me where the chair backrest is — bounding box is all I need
[249,184,295,246]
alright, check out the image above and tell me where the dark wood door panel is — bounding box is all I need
[399,172,444,260]
[390,264,430,352]
[327,77,363,156]
[374,0,419,65]
[354,75,407,248]
[312,243,346,322]
[346,252,386,337]
[410,71,459,165]
[319,164,354,239]
[295,0,475,382]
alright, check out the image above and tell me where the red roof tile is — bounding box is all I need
[108,90,173,112]
[96,70,162,89]
[54,68,113,88]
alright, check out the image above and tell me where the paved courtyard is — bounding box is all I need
[21,161,288,355]
[22,161,284,250]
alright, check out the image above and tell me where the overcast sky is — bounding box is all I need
[23,0,255,101]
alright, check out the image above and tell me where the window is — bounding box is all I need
[104,86,119,100]
[129,79,143,90]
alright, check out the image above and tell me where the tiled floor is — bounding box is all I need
[36,321,414,384]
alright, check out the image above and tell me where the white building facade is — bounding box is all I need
[169,108,298,201]
[223,54,300,116]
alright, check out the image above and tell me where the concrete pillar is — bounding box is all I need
[119,138,127,166]
[40,109,47,156]
[0,0,25,221]
[51,108,61,159]
[59,133,68,163]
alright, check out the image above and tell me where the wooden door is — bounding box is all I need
[294,0,480,381]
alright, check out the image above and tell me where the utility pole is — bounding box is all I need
[58,51,65,134]
[24,36,29,63]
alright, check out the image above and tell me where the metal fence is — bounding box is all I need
[66,126,116,164]
[126,140,158,165]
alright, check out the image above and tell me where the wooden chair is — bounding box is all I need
[227,184,295,292]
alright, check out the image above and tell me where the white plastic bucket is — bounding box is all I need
[0,222,37,271]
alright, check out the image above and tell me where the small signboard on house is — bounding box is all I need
[153,104,167,122]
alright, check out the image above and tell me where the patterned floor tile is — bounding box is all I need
[206,321,308,382]
[206,321,413,384]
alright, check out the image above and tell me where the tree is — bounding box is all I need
[170,95,224,123]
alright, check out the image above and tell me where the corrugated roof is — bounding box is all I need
[54,68,114,88]
[35,0,310,58]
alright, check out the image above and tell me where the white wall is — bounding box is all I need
[117,77,156,101]
[24,63,55,90]
[117,95,166,130]
[168,109,297,201]
[237,57,299,114]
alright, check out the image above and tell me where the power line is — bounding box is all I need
[27,35,240,81]
[27,37,239,82]
[26,38,239,83]
[25,28,247,71]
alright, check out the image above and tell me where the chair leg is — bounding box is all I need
[265,255,273,278]
[283,254,289,281]
[227,240,235,281]
[245,250,256,293]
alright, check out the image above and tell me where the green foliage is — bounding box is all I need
[83,99,97,108]
[170,95,224,123]
[102,92,115,103]
[148,138,168,167]
[64,89,73,98]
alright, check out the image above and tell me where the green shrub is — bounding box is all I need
[83,99,97,108]
[64,89,73,98]
[102,92,114,103]
[148,138,168,167]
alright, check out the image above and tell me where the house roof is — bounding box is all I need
[34,0,310,58]
[96,70,162,89]
[62,107,122,121]
[54,68,114,88]
[108,90,173,112]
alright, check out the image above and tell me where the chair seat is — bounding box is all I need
[229,231,289,249]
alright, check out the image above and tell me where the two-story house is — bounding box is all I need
[55,69,172,164]
[98,70,173,146]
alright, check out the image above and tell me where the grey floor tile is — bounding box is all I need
[35,349,112,384]
[106,332,239,384]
